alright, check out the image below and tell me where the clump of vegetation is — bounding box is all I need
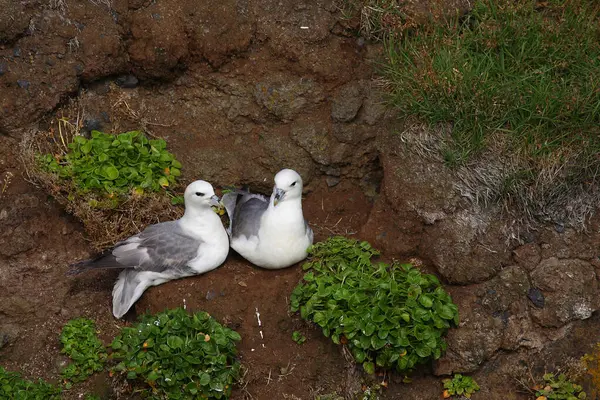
[59,318,107,388]
[22,114,185,250]
[290,237,459,374]
[382,0,600,225]
[292,331,306,345]
[110,308,241,399]
[39,130,181,206]
[442,374,480,398]
[535,373,586,399]
[0,366,62,399]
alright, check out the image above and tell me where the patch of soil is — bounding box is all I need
[3,0,600,399]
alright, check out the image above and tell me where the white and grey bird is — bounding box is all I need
[222,168,313,269]
[68,180,229,319]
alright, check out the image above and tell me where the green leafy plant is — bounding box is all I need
[59,318,107,388]
[536,373,586,400]
[110,308,241,399]
[442,374,480,398]
[39,130,182,198]
[0,366,61,399]
[84,395,101,400]
[290,237,459,374]
[292,331,306,345]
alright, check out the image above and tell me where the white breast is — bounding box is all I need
[231,201,312,269]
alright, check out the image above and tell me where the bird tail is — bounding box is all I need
[112,269,150,319]
[67,253,121,276]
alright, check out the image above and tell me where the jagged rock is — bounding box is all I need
[434,291,505,374]
[331,81,364,122]
[290,118,331,165]
[254,76,324,121]
[512,243,541,271]
[530,257,600,327]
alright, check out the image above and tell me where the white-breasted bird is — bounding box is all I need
[68,180,229,319]
[222,169,313,269]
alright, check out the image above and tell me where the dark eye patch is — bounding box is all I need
[195,192,205,196]
[291,181,297,187]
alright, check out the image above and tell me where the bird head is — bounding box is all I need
[184,180,220,209]
[272,169,303,206]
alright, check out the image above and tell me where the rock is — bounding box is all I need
[512,243,541,271]
[423,213,510,284]
[0,0,30,44]
[325,176,340,187]
[0,62,7,76]
[480,266,530,315]
[527,288,544,308]
[434,293,505,374]
[116,74,139,88]
[128,1,189,79]
[0,225,34,256]
[331,123,377,144]
[0,324,20,349]
[530,257,600,327]
[254,76,324,122]
[359,193,422,256]
[331,81,364,122]
[359,92,387,126]
[290,118,331,165]
[185,0,254,67]
[83,118,103,132]
[17,80,29,89]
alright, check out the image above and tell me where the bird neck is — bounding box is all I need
[269,198,304,219]
[180,207,222,237]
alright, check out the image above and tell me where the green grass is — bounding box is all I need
[382,0,600,215]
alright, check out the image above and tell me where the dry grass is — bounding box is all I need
[20,99,184,251]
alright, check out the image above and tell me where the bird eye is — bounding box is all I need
[291,181,297,187]
[195,192,205,197]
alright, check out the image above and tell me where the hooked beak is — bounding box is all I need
[273,188,285,206]
[209,194,221,208]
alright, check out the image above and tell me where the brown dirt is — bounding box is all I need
[3,1,600,400]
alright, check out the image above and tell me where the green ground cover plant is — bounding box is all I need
[59,318,107,388]
[442,374,480,398]
[39,130,181,201]
[290,237,459,374]
[536,373,586,399]
[110,308,241,399]
[0,366,61,399]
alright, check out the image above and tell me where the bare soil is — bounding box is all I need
[2,1,600,399]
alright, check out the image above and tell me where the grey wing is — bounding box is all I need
[112,221,202,273]
[222,189,270,238]
[231,196,269,240]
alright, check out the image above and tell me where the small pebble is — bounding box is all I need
[326,176,340,187]
[116,74,139,88]
[527,287,545,308]
[17,80,30,89]
[237,281,247,287]
[555,223,565,233]
[0,62,7,76]
[206,290,217,301]
[13,48,21,57]
[83,118,103,132]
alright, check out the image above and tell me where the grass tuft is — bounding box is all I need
[382,0,600,226]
